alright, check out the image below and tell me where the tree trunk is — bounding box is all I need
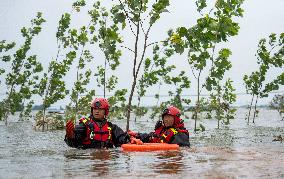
[247,94,255,124]
[42,106,47,132]
[104,58,107,98]
[194,71,201,132]
[75,45,86,123]
[135,95,142,122]
[4,113,8,126]
[252,95,259,123]
[4,85,15,126]
[155,82,161,107]
[75,99,78,123]
[125,6,151,131]
[75,63,79,123]
[4,104,9,126]
[126,79,137,131]
[217,92,221,129]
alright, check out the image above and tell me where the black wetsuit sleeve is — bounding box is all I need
[64,123,86,148]
[137,132,153,143]
[64,135,79,148]
[111,124,130,147]
[170,133,190,147]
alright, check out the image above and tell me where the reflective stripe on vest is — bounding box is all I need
[107,127,112,140]
[79,118,112,144]
[160,128,178,143]
[151,127,179,143]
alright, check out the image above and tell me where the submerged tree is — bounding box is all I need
[111,0,171,130]
[208,79,236,128]
[108,89,128,119]
[244,33,284,124]
[64,1,128,120]
[64,2,96,122]
[270,94,284,120]
[90,2,123,97]
[36,13,76,131]
[0,13,45,125]
[65,25,95,121]
[165,0,244,131]
[134,44,175,121]
[89,1,129,119]
[204,48,237,129]
[163,71,191,113]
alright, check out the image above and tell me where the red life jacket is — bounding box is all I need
[79,117,112,145]
[150,126,189,143]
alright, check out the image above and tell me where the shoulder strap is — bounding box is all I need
[170,128,178,135]
[160,128,179,143]
[107,121,113,129]
[79,117,96,139]
[107,122,112,140]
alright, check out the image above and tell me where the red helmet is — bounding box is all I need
[91,98,110,117]
[162,106,182,126]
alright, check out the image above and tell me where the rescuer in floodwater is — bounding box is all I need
[64,98,130,149]
[128,105,190,147]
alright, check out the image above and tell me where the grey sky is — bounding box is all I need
[0,0,283,107]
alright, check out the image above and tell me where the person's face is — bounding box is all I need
[163,115,175,127]
[92,108,105,120]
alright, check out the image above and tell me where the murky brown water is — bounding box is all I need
[0,108,283,178]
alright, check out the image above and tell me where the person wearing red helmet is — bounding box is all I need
[128,106,190,147]
[65,98,130,149]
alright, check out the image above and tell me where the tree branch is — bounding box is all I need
[146,41,165,48]
[135,25,152,79]
[188,58,197,80]
[118,0,136,36]
[120,45,135,53]
[140,21,146,36]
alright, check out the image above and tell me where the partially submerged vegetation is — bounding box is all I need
[0,0,283,132]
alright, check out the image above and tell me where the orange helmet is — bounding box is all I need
[162,106,182,126]
[91,98,110,117]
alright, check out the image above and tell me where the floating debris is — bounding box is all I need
[272,135,283,142]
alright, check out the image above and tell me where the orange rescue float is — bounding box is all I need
[121,143,179,151]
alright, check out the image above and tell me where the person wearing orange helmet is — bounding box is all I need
[65,98,130,149]
[128,105,190,147]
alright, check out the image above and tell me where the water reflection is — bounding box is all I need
[1,109,284,178]
[64,149,120,177]
[90,150,113,176]
[152,151,184,174]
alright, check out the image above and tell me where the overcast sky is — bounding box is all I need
[0,0,283,107]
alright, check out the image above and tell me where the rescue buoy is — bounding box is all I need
[121,143,179,151]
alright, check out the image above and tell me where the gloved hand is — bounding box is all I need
[66,120,75,138]
[130,137,143,145]
[127,130,138,137]
[145,132,158,141]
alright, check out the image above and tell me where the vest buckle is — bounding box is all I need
[90,131,95,139]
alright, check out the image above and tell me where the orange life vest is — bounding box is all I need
[150,126,188,143]
[79,117,112,145]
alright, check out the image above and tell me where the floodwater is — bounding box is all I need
[0,108,283,178]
